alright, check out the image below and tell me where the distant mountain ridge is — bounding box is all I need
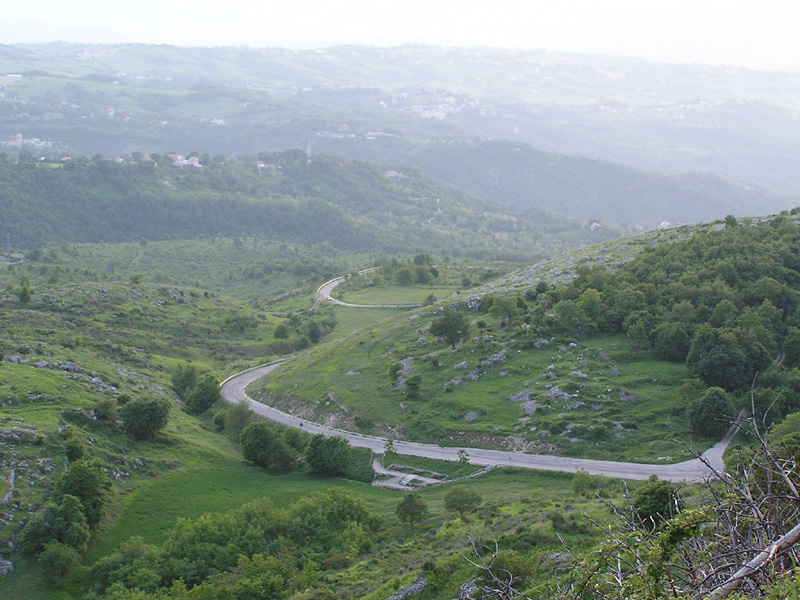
[0,42,796,227]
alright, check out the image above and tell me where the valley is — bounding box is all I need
[2,40,800,600]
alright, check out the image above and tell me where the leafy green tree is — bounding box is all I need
[394,266,416,286]
[627,320,650,353]
[19,495,90,554]
[396,491,429,527]
[240,422,298,474]
[430,308,470,349]
[273,323,289,339]
[686,325,749,390]
[783,328,800,367]
[724,214,739,228]
[688,387,734,438]
[17,284,31,305]
[224,401,257,438]
[171,364,199,400]
[305,434,350,477]
[185,375,220,414]
[414,265,432,284]
[90,535,163,594]
[552,300,591,336]
[52,459,111,529]
[634,475,681,525]
[228,554,293,600]
[577,288,603,324]
[63,436,85,463]
[489,295,519,320]
[306,321,322,344]
[709,299,739,327]
[39,542,80,587]
[652,322,691,362]
[444,486,482,517]
[120,397,171,440]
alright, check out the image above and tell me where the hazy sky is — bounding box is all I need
[3,0,800,71]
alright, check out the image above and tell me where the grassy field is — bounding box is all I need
[335,284,458,305]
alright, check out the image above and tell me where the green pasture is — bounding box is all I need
[335,284,458,305]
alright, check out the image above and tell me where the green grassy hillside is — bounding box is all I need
[0,272,626,599]
[255,214,800,462]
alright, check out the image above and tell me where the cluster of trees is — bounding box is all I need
[382,254,440,286]
[20,459,112,584]
[171,364,220,415]
[460,216,800,434]
[87,489,375,599]
[239,422,352,478]
[273,312,336,348]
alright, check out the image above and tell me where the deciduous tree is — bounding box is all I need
[120,397,171,440]
[305,434,350,477]
[52,459,111,529]
[396,491,429,527]
[444,486,482,518]
[240,422,298,474]
[430,308,470,350]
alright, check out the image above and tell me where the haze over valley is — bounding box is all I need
[3,8,800,598]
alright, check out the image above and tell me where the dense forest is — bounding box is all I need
[0,150,610,259]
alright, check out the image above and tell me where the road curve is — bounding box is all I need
[313,269,422,310]
[221,361,736,484]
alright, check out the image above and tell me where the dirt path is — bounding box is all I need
[221,362,739,484]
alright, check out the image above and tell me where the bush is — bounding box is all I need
[688,387,734,438]
[240,422,298,474]
[396,491,429,527]
[95,396,118,420]
[305,435,350,477]
[19,495,90,554]
[444,486,482,517]
[224,401,257,437]
[185,375,220,414]
[120,397,171,440]
[52,459,111,529]
[634,475,681,525]
[653,322,691,362]
[39,542,80,586]
[63,436,85,463]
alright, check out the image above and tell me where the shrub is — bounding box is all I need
[240,422,298,474]
[120,397,171,440]
[305,435,350,477]
[444,486,482,517]
[52,459,111,529]
[634,475,681,525]
[688,387,734,438]
[185,375,220,414]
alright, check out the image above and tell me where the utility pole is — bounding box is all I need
[5,233,9,253]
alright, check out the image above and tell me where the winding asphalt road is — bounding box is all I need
[312,269,422,310]
[220,361,737,484]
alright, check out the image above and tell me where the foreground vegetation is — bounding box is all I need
[4,213,800,598]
